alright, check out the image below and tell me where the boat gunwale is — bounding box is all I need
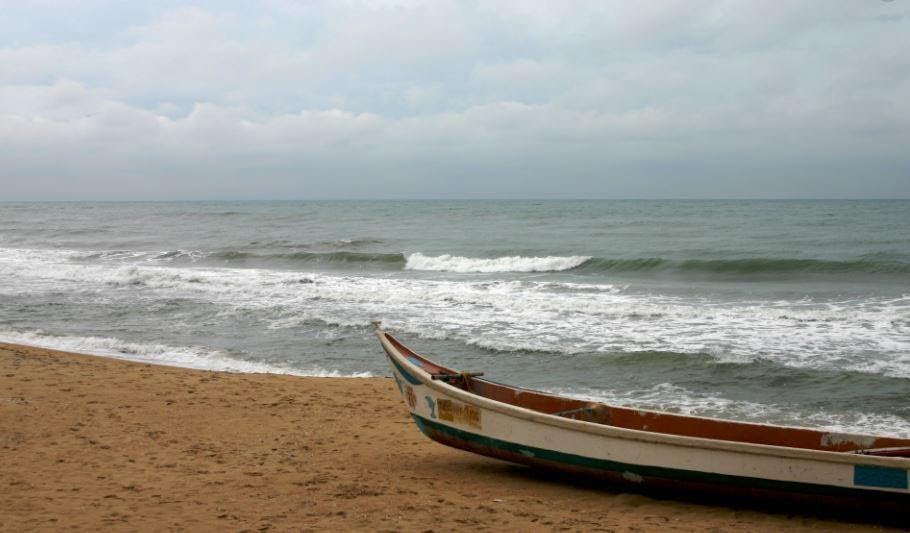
[378,328,910,469]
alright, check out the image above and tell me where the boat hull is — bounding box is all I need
[413,413,910,511]
[379,329,910,513]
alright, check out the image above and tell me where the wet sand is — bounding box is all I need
[0,342,900,532]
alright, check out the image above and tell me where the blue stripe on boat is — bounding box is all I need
[854,465,909,489]
[387,351,422,385]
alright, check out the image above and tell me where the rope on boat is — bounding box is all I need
[431,372,484,391]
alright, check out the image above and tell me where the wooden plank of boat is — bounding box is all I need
[373,322,910,512]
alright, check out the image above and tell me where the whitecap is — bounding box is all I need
[404,252,591,273]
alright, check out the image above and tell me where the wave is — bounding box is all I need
[76,248,406,269]
[208,252,910,277]
[78,248,593,273]
[209,250,405,268]
[577,257,910,277]
[404,253,591,273]
[3,246,908,378]
[64,245,910,278]
[76,249,207,263]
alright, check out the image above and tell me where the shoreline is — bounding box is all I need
[0,342,899,531]
[0,332,369,378]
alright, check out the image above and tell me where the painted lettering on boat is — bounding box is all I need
[437,398,482,429]
[404,384,416,409]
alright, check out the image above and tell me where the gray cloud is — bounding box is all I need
[1,1,908,199]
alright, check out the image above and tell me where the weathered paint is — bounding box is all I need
[437,398,482,429]
[404,384,416,409]
[822,432,878,450]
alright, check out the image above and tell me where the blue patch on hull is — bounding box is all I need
[854,465,908,489]
[385,349,422,385]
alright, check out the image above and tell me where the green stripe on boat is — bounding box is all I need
[411,414,904,500]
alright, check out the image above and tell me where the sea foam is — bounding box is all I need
[2,246,909,379]
[0,329,372,378]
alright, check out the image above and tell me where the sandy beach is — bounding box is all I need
[0,342,901,532]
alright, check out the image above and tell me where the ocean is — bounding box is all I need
[1,200,908,436]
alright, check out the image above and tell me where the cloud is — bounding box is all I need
[1,1,909,199]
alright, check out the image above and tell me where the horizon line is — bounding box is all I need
[2,197,909,203]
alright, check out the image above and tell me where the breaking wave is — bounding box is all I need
[63,246,910,279]
[404,253,592,273]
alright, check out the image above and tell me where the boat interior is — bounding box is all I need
[384,332,910,457]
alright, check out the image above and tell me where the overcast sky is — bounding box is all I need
[1,1,908,200]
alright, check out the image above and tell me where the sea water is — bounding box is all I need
[1,200,908,435]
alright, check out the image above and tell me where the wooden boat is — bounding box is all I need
[374,322,910,511]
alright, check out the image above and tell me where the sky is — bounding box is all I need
[1,0,908,200]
